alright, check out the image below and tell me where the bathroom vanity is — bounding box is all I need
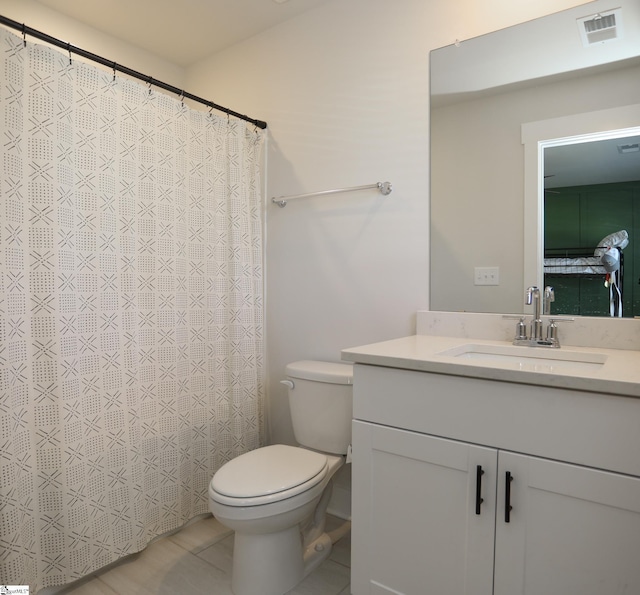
[343,315,640,595]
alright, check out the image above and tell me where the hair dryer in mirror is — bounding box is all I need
[600,247,620,273]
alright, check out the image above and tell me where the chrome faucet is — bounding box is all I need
[543,286,555,315]
[510,285,572,348]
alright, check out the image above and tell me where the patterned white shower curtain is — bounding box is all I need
[0,28,265,591]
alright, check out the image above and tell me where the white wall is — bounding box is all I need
[185,0,592,447]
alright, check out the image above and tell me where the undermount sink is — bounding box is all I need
[438,343,608,372]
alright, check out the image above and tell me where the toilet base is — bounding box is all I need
[302,531,333,576]
[231,527,336,595]
[211,453,348,595]
[232,526,305,595]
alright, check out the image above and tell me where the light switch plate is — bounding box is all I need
[474,266,500,286]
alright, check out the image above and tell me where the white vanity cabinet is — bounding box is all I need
[350,363,640,595]
[493,451,640,594]
[352,421,497,594]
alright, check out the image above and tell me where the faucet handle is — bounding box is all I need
[545,317,574,347]
[503,315,529,342]
[546,319,559,344]
[515,317,527,340]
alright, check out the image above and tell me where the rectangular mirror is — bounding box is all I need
[430,0,640,316]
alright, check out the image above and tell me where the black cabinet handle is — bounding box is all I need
[505,471,513,522]
[475,465,484,515]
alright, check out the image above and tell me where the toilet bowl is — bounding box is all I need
[209,445,345,595]
[209,360,353,595]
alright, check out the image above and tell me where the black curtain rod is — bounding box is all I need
[0,14,267,130]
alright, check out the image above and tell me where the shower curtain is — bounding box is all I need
[0,28,265,591]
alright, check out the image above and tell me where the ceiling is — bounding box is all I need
[34,0,334,67]
[545,134,640,189]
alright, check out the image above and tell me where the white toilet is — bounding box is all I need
[208,360,353,595]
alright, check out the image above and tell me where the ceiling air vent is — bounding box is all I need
[617,143,640,154]
[577,8,622,46]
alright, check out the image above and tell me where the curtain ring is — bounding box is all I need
[67,42,72,65]
[112,62,117,82]
[148,76,153,95]
[22,23,26,47]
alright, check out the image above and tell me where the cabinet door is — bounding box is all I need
[494,451,640,595]
[351,421,497,595]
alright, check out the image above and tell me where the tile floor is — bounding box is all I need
[52,514,351,595]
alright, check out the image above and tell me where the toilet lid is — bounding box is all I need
[211,445,328,500]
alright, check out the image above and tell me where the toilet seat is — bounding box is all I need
[210,445,329,507]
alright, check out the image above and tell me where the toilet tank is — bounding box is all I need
[284,360,353,455]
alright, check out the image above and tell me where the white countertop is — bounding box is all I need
[342,335,640,398]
